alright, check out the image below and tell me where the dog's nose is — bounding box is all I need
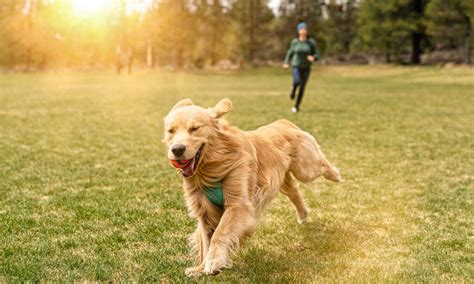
[171,144,186,157]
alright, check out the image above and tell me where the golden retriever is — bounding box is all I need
[163,98,341,276]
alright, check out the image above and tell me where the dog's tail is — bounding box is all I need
[321,159,342,182]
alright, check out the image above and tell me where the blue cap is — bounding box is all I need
[297,22,307,32]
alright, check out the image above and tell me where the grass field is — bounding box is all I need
[0,66,473,282]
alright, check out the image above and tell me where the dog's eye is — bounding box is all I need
[168,128,175,134]
[189,126,200,132]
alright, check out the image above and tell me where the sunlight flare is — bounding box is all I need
[71,0,113,15]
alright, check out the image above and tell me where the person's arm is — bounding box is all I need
[309,38,320,61]
[284,40,295,65]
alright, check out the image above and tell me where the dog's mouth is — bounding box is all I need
[170,145,204,177]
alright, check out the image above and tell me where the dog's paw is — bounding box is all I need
[297,217,307,224]
[204,254,229,275]
[185,265,204,277]
[297,208,309,224]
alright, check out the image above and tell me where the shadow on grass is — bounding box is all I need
[214,219,357,282]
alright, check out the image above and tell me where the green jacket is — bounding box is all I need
[284,38,320,68]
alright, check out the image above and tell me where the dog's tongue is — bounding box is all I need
[171,159,190,169]
[171,159,195,177]
[182,162,194,176]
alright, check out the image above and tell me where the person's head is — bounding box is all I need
[297,22,308,38]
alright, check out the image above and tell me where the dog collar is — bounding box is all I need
[204,183,224,208]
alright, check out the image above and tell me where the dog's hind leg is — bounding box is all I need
[280,172,309,224]
[290,132,342,183]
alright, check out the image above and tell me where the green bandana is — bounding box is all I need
[204,183,224,208]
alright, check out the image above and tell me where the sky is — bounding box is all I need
[268,0,280,12]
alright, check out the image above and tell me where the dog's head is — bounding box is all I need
[163,98,232,177]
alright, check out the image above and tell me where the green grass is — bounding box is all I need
[0,66,473,282]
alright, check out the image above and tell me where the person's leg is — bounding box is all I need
[294,67,311,110]
[290,85,298,100]
[290,67,301,100]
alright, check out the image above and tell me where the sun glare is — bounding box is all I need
[70,0,154,17]
[71,0,113,15]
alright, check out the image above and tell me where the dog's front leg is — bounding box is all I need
[204,205,256,274]
[186,221,211,277]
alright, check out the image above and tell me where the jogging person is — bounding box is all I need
[283,22,320,113]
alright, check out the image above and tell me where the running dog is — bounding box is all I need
[163,98,341,276]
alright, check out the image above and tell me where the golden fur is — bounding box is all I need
[163,98,341,276]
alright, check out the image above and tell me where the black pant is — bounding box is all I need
[291,67,311,109]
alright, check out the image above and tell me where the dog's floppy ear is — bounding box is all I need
[210,98,232,118]
[171,98,193,112]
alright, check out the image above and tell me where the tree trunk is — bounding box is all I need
[463,15,471,65]
[411,0,423,64]
[211,33,217,66]
[172,1,184,69]
[464,38,471,65]
[385,42,391,63]
[23,0,34,70]
[146,41,153,68]
[248,0,255,63]
[174,47,183,69]
[411,32,422,64]
[344,37,350,54]
[210,1,218,66]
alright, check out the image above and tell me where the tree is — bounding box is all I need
[0,1,23,67]
[230,0,274,64]
[411,0,426,64]
[193,0,229,66]
[356,0,426,63]
[152,0,196,69]
[425,0,474,64]
[323,0,357,55]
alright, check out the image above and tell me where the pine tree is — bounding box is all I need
[425,0,473,64]
[193,0,229,66]
[356,0,428,64]
[324,0,357,55]
[230,0,274,64]
[152,0,195,69]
